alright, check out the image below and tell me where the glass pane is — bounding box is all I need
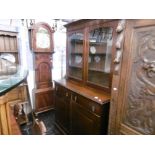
[0,64,27,94]
[88,27,113,88]
[0,54,17,79]
[68,32,84,80]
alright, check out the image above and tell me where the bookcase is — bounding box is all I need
[66,20,118,91]
[54,20,118,134]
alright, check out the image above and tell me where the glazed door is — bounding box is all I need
[86,21,117,91]
[67,30,84,81]
[109,20,155,135]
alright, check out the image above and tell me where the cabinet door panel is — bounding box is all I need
[35,53,52,89]
[87,26,113,88]
[109,20,155,135]
[71,100,101,135]
[72,93,102,115]
[55,95,70,133]
[67,31,84,81]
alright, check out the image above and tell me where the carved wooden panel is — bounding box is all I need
[123,26,155,134]
[108,20,155,135]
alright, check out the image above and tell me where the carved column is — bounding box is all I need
[108,19,126,134]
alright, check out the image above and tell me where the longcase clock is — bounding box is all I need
[30,22,54,113]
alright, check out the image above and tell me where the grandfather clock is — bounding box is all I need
[30,22,54,113]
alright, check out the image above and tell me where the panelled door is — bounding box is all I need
[109,20,155,135]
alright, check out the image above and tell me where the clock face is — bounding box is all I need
[36,27,50,49]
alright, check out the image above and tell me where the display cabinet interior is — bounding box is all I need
[87,27,113,88]
[67,31,84,81]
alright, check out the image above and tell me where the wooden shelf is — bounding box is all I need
[89,52,107,55]
[71,39,83,44]
[69,65,82,69]
[88,68,110,73]
[87,81,110,89]
[89,42,107,45]
[68,75,82,81]
[70,52,83,55]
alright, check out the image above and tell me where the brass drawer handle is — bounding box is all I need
[66,92,68,97]
[92,105,95,112]
[74,96,77,102]
[55,87,58,91]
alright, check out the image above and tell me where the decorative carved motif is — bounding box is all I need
[143,58,155,78]
[124,30,155,134]
[114,20,126,75]
[116,19,126,33]
[115,33,124,49]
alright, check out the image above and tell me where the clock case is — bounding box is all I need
[30,22,55,113]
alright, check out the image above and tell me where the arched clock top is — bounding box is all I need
[31,22,54,53]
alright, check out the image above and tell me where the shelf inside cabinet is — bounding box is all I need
[69,65,82,69]
[71,39,83,44]
[70,52,83,55]
[89,42,107,46]
[87,80,110,89]
[89,52,107,55]
[68,75,82,81]
[88,68,110,73]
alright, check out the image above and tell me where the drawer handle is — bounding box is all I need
[74,96,77,102]
[92,105,95,112]
[55,87,58,91]
[66,92,68,97]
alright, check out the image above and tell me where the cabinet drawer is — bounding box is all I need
[71,93,103,116]
[55,84,71,100]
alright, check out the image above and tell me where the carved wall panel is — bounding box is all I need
[123,27,155,134]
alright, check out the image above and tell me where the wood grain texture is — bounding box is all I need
[35,53,53,89]
[54,80,110,135]
[108,19,155,135]
[55,79,110,104]
[0,96,9,134]
[35,87,54,112]
[30,23,54,112]
[108,20,126,134]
